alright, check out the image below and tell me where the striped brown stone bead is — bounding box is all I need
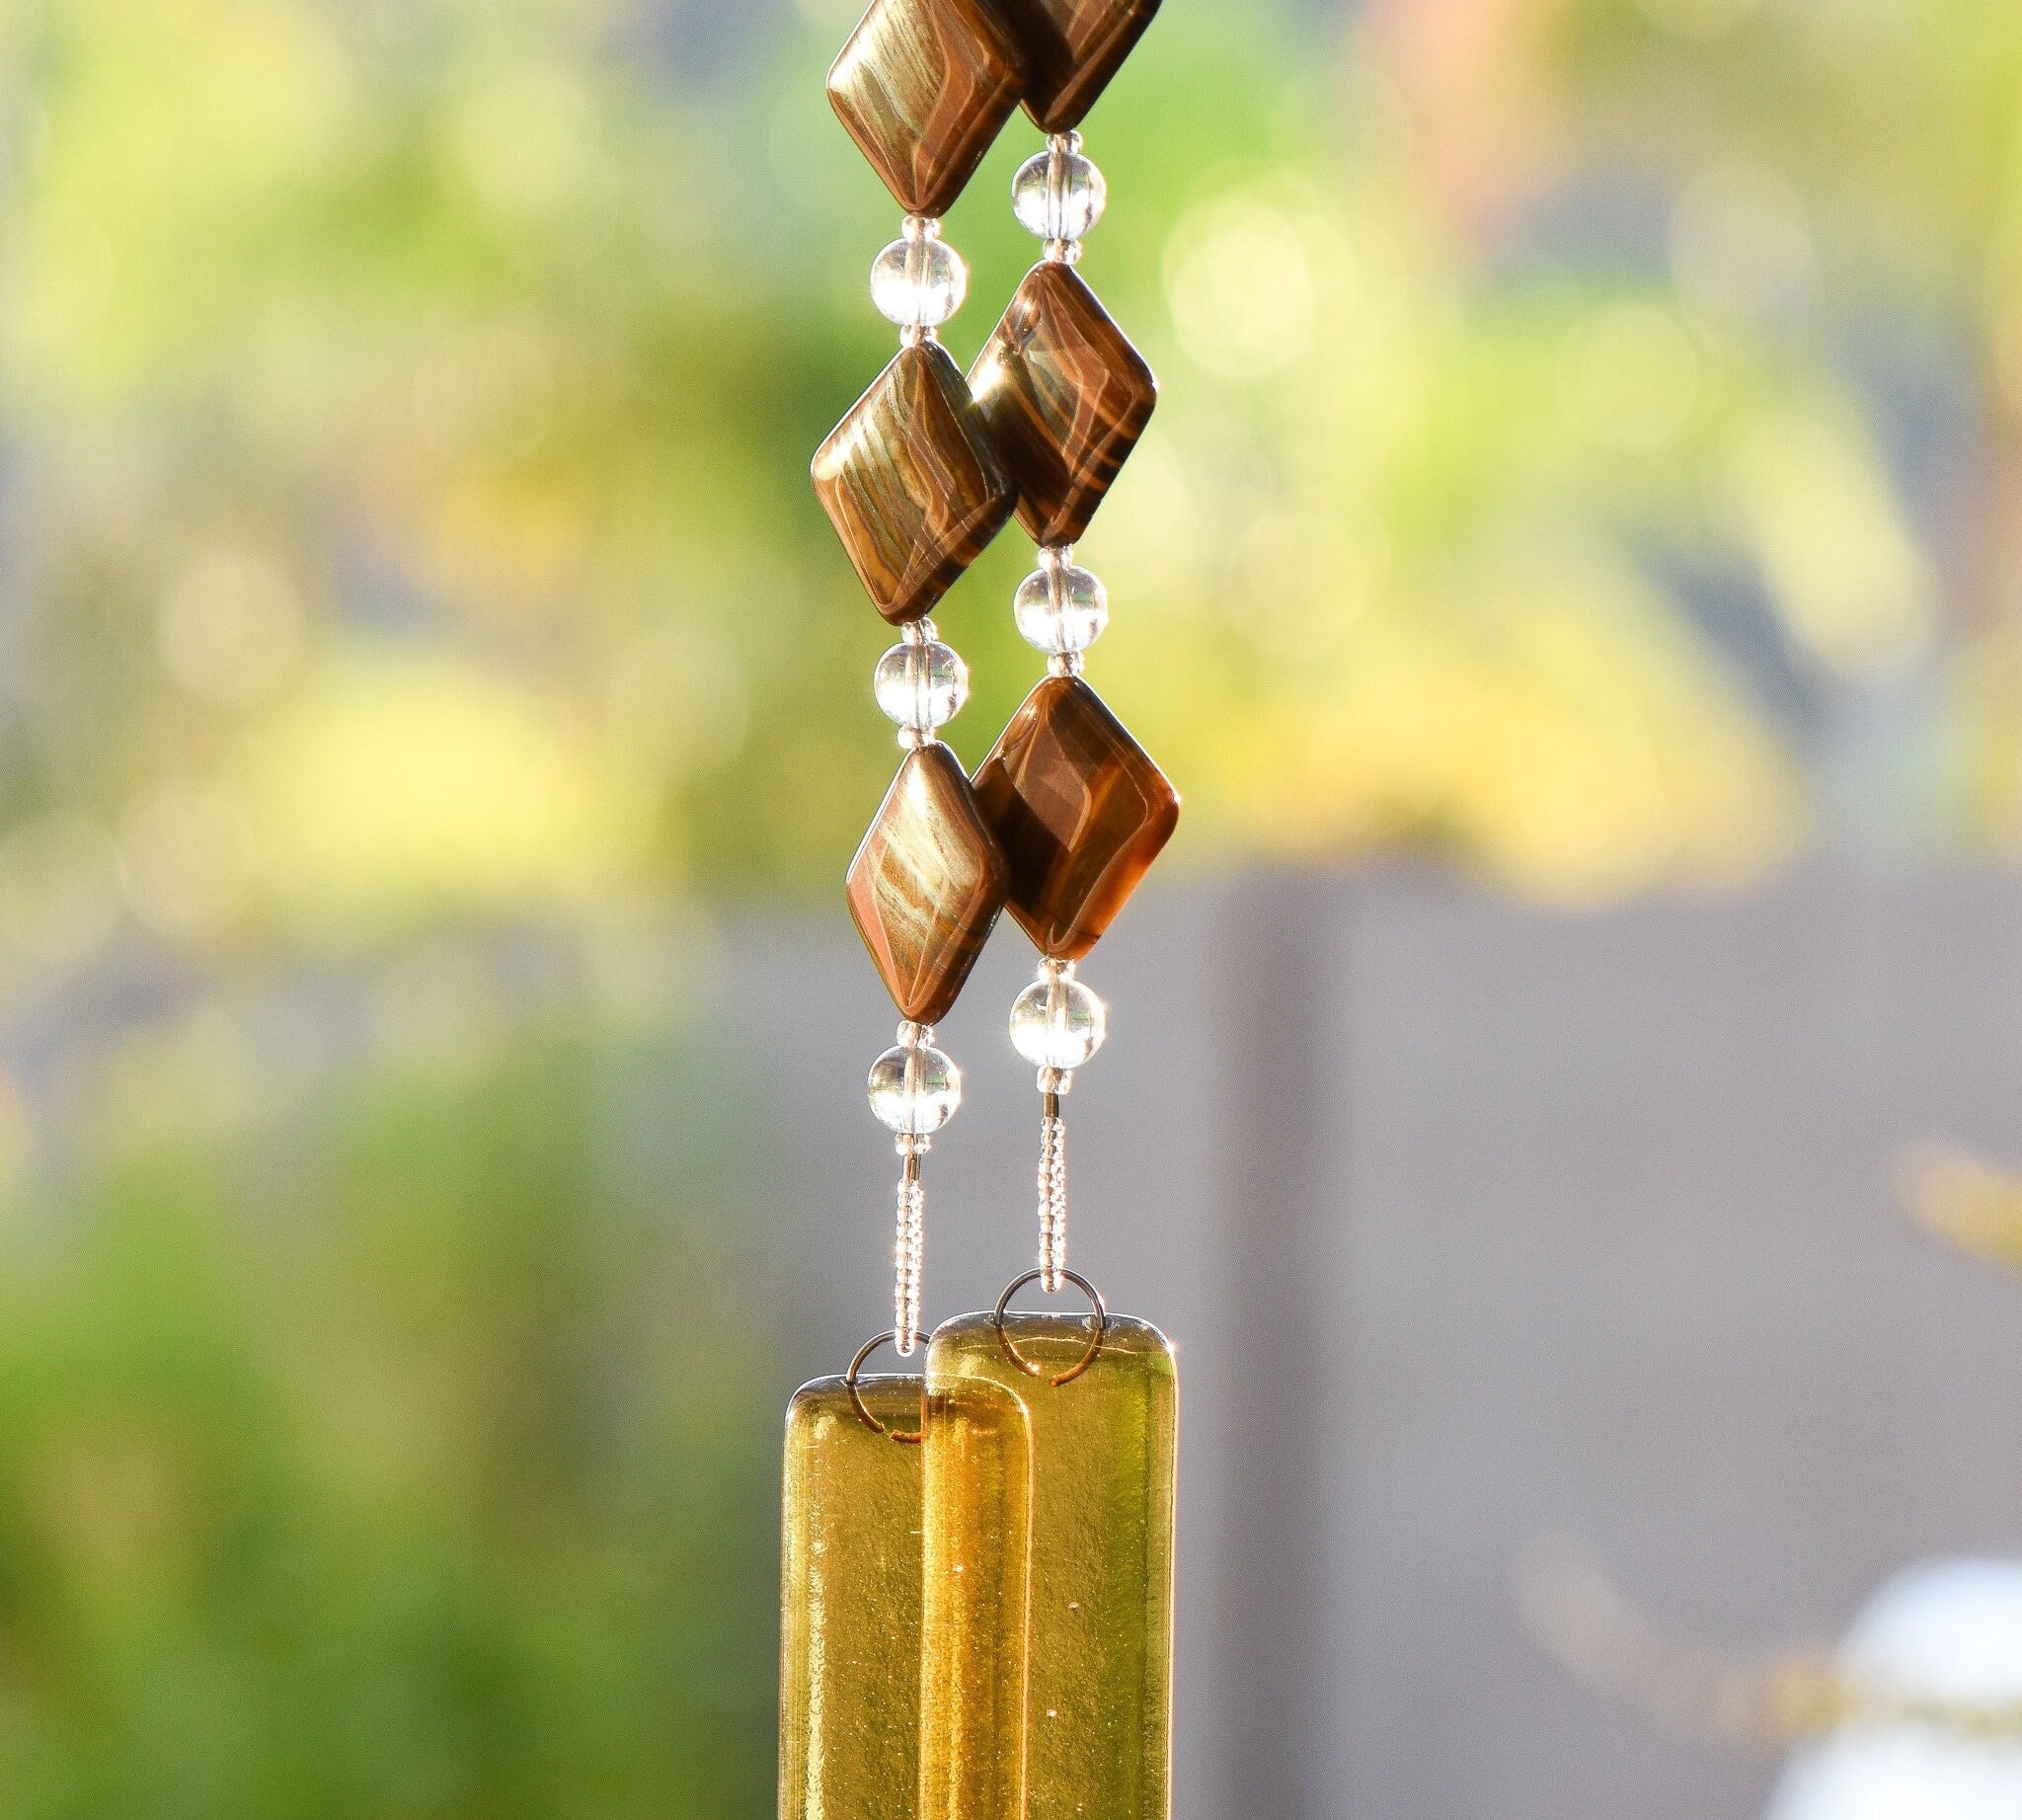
[970,262,1157,548]
[998,0,1163,134]
[847,743,1012,1025]
[972,674,1178,962]
[813,341,1016,625]
[828,0,1031,217]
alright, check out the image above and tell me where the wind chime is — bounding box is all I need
[782,2,1177,1819]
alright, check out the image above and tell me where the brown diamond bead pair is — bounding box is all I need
[828,0,1162,218]
[849,680,1177,1018]
[814,268,1156,622]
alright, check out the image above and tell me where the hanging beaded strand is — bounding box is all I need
[1002,139,1109,1283]
[972,113,1177,1294]
[864,611,974,1350]
[817,3,1024,1358]
[848,278,998,1355]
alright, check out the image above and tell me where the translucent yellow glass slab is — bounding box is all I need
[920,1350,1033,1820]
[780,1375,926,1820]
[922,1310,1178,1820]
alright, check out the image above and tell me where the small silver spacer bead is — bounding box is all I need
[1038,1066,1074,1096]
[903,618,936,647]
[896,1132,933,1157]
[1048,653,1085,678]
[898,724,929,750]
[898,1020,933,1048]
[1042,957,1075,981]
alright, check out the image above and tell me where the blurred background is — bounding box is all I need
[0,0,2020,1813]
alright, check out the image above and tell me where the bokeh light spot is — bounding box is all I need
[1670,163,1814,319]
[119,780,259,939]
[157,549,304,706]
[1166,194,1321,380]
[1560,301,1705,451]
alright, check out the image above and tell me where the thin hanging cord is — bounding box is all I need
[1038,1084,1066,1290]
[894,1140,925,1353]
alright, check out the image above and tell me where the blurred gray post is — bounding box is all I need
[1216,870,1336,1820]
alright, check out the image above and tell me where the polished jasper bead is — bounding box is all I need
[1000,0,1163,134]
[813,342,1016,625]
[970,262,1157,548]
[828,0,1031,218]
[848,743,1012,1025]
[972,675,1178,962]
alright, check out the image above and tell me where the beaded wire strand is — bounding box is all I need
[1006,134,1115,1288]
[819,0,1172,1369]
[862,201,978,1356]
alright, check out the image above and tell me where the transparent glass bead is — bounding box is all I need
[1010,974,1108,1071]
[871,220,969,329]
[1012,144,1107,244]
[876,638,969,733]
[869,1043,963,1135]
[1014,560,1110,657]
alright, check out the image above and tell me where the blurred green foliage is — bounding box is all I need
[0,1025,777,1817]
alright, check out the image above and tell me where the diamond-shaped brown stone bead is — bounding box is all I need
[970,262,1157,548]
[848,743,1012,1025]
[972,675,1178,962]
[828,0,1031,218]
[813,342,1016,625]
[998,0,1163,133]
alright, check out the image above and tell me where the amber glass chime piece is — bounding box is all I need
[922,1311,1179,1820]
[918,1351,1035,1820]
[781,1377,927,1820]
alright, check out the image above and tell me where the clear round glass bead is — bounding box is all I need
[868,1043,963,1135]
[1010,976,1108,1071]
[1014,561,1110,656]
[875,638,969,732]
[1012,147,1107,244]
[870,224,969,329]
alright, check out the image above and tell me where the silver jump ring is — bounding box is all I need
[843,1329,926,1444]
[990,1268,1109,1386]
